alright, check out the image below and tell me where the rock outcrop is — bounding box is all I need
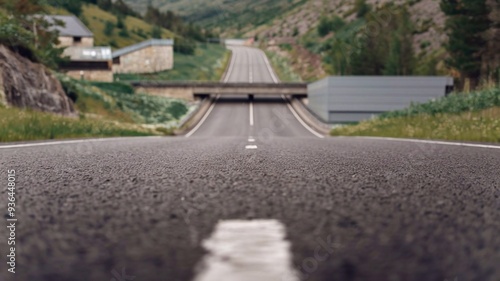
[0,45,75,115]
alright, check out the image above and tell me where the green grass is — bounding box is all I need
[265,50,302,82]
[116,43,230,81]
[0,106,154,142]
[379,87,500,119]
[59,76,189,125]
[331,87,500,143]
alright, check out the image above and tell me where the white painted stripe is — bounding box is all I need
[245,145,258,149]
[248,138,255,142]
[350,136,500,150]
[283,96,325,139]
[223,48,237,83]
[0,137,163,149]
[249,102,254,126]
[194,220,298,281]
[258,48,323,139]
[185,96,219,138]
[258,49,279,84]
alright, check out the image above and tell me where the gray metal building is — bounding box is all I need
[307,76,454,123]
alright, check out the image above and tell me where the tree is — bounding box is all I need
[384,8,415,75]
[118,25,129,37]
[0,0,63,68]
[317,16,331,36]
[440,0,491,88]
[355,0,371,18]
[150,25,162,38]
[104,21,114,36]
[116,15,125,29]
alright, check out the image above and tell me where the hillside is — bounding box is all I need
[249,0,449,81]
[125,0,498,86]
[123,0,307,34]
[82,4,175,49]
[50,4,175,49]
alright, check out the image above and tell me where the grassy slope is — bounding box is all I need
[0,106,154,142]
[82,4,175,49]
[123,0,307,35]
[331,87,500,143]
[60,76,189,125]
[116,43,230,81]
[0,76,192,142]
[265,50,302,82]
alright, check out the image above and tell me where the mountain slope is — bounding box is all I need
[83,4,175,49]
[49,4,175,49]
[123,0,308,34]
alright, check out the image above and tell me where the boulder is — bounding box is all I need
[0,45,75,115]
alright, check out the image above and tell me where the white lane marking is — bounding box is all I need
[193,220,298,281]
[249,102,254,126]
[185,96,219,138]
[248,138,255,142]
[283,96,325,139]
[349,136,500,150]
[0,137,163,149]
[257,48,324,139]
[223,48,237,83]
[257,48,279,84]
[245,145,258,149]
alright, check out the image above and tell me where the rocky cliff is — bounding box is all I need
[0,45,75,115]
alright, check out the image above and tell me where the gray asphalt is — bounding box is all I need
[1,46,499,281]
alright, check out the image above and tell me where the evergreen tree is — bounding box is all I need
[384,8,415,75]
[104,21,114,36]
[440,0,491,87]
[151,25,162,38]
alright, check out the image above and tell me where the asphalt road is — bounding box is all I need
[1,46,499,281]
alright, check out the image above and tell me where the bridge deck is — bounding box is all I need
[130,81,308,97]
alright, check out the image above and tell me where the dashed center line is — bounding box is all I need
[248,138,255,142]
[249,102,254,126]
[245,145,258,149]
[193,220,298,281]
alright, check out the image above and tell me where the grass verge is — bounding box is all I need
[59,76,189,125]
[116,43,230,81]
[331,87,500,143]
[0,106,154,142]
[265,50,302,82]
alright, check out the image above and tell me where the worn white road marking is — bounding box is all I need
[245,145,258,149]
[248,138,256,142]
[223,48,237,83]
[0,137,163,149]
[249,102,254,126]
[258,49,279,84]
[193,220,298,281]
[185,96,219,138]
[283,96,325,139]
[258,46,324,139]
[350,136,500,150]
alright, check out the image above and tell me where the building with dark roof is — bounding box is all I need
[44,15,94,47]
[112,39,174,74]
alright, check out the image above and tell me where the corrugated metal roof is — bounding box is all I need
[62,46,112,61]
[112,39,174,58]
[44,15,93,37]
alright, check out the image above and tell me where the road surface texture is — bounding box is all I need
[1,46,499,281]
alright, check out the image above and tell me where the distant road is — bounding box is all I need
[1,46,499,281]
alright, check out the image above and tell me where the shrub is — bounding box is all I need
[380,87,500,119]
[104,20,115,36]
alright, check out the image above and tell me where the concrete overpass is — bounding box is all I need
[130,81,307,100]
